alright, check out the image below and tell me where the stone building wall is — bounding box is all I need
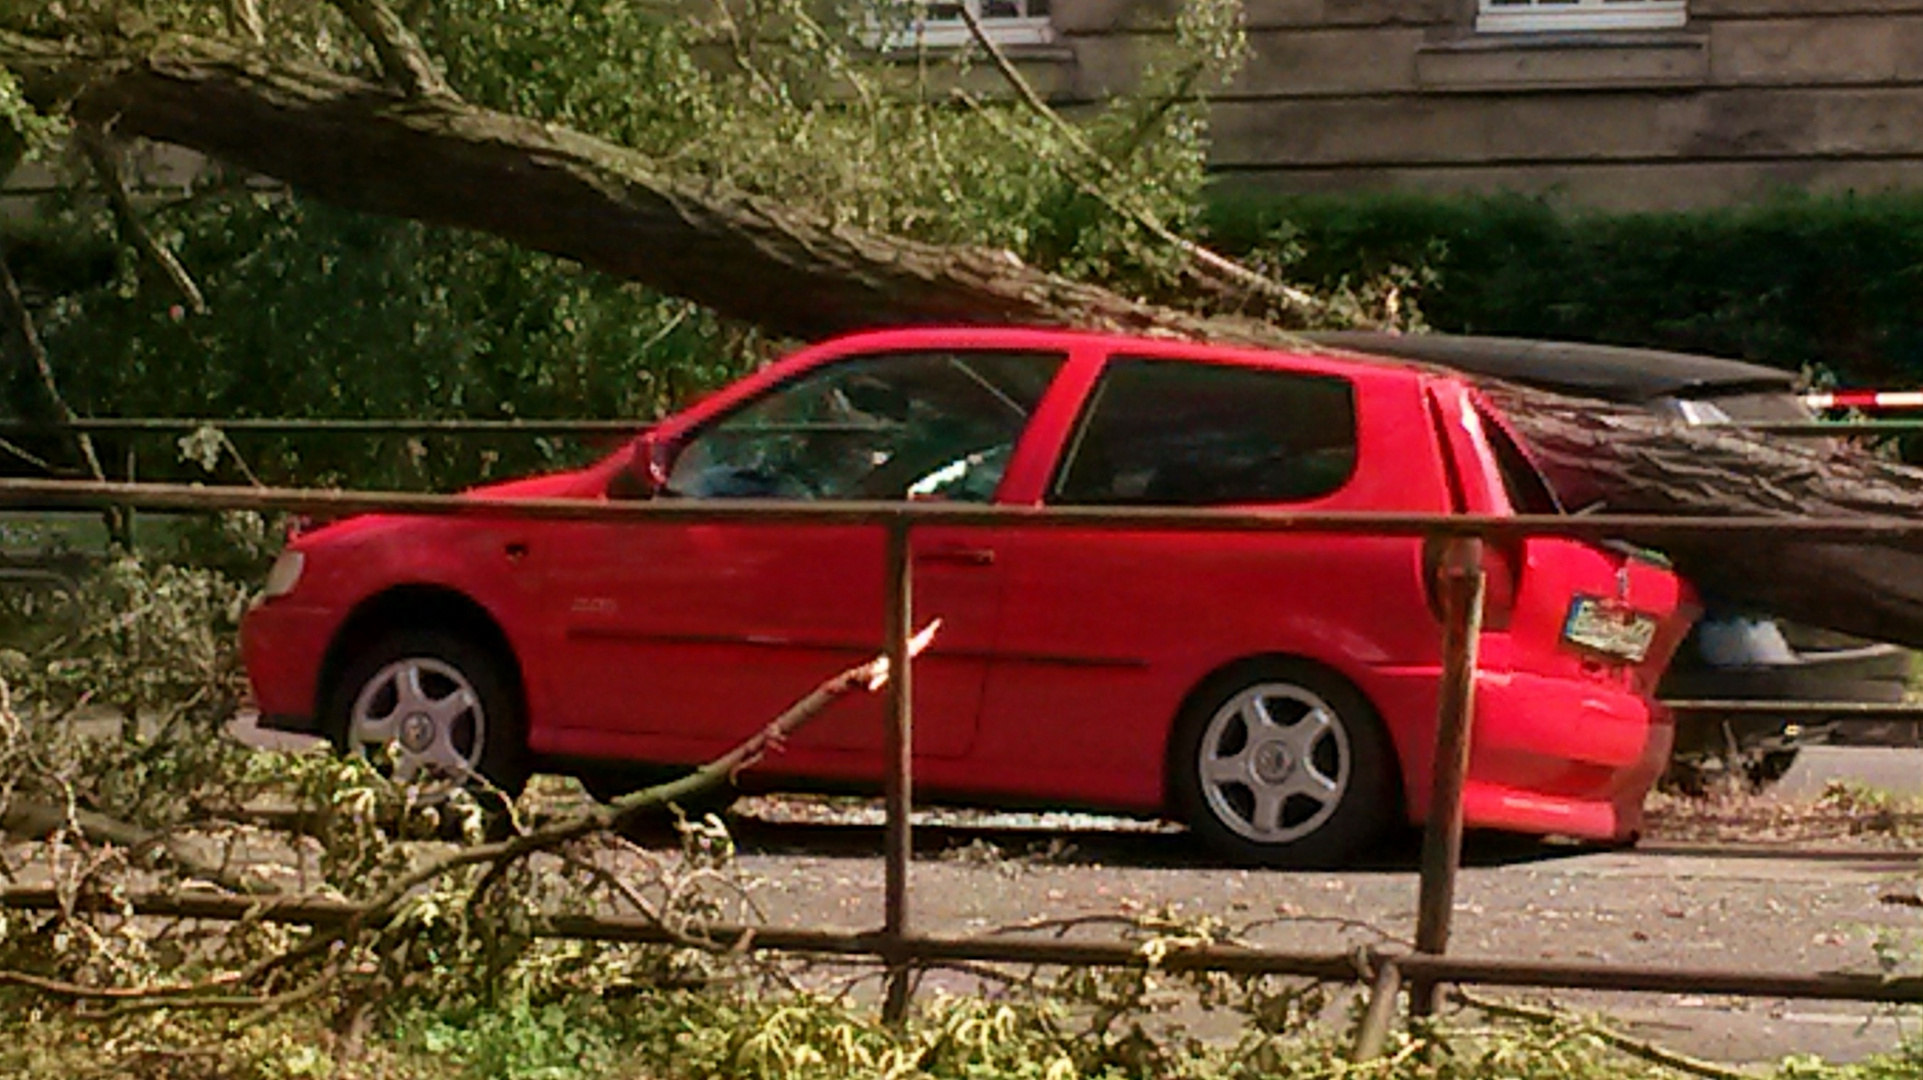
[1040,0,1923,209]
[8,2,1920,215]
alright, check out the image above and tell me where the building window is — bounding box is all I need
[1477,0,1686,33]
[887,0,1054,48]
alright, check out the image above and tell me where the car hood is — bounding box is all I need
[462,464,613,501]
[293,458,621,548]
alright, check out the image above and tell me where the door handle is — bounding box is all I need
[915,544,996,567]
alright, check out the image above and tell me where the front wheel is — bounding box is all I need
[1169,661,1397,867]
[327,629,530,806]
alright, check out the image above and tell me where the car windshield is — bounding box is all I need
[666,350,1063,500]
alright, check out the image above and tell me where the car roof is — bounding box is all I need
[785,326,1433,386]
[1305,332,1801,404]
[659,326,1457,440]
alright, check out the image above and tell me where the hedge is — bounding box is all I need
[1204,189,1923,388]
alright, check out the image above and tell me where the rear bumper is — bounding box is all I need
[1370,667,1671,843]
[239,600,340,737]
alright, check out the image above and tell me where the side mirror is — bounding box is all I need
[607,431,670,500]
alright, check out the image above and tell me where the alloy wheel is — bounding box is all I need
[1195,682,1352,844]
[347,656,488,795]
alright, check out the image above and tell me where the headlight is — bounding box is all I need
[263,550,306,599]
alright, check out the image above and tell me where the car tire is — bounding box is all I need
[1169,660,1397,868]
[326,629,530,810]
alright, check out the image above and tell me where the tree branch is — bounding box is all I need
[0,29,1265,340]
[247,622,939,1007]
[0,967,239,1001]
[0,241,106,485]
[79,128,208,315]
[326,0,452,99]
[956,6,1320,321]
[1453,989,1760,1080]
[0,801,278,897]
[0,624,940,1013]
[226,0,265,46]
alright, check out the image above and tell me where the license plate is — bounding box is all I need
[1562,596,1658,663]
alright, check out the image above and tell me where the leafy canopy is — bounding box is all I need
[0,0,1250,489]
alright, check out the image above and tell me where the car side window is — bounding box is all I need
[1052,358,1357,506]
[666,350,1065,501]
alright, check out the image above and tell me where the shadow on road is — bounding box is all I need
[614,809,1605,872]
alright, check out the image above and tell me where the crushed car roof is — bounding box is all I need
[1307,332,1800,404]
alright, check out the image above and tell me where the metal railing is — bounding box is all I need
[0,418,650,437]
[9,415,1923,439]
[3,474,1922,1046]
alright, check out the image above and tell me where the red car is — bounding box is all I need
[242,327,1694,865]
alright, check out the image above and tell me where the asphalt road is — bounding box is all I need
[1779,746,1923,798]
[703,817,1920,1067]
[225,714,1923,1065]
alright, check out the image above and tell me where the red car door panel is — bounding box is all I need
[543,521,997,761]
[970,353,1450,809]
[538,346,1067,769]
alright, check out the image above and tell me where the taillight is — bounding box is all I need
[1423,539,1521,632]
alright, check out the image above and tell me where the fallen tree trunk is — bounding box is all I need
[0,32,1240,344]
[1481,381,1923,648]
[6,30,1923,646]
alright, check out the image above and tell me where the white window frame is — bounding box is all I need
[1477,0,1686,34]
[883,0,1054,49]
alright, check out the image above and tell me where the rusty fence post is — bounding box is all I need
[1410,536,1486,1018]
[881,521,916,1024]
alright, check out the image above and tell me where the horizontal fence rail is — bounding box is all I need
[5,888,1922,1005]
[1664,700,1923,716]
[0,418,651,436]
[7,477,1923,544]
[6,416,1923,440]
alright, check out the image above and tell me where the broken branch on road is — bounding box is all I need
[0,622,937,1015]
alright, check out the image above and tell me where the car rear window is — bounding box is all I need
[1475,407,1562,515]
[1052,358,1357,506]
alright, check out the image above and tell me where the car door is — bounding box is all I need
[542,347,1067,769]
[971,352,1415,811]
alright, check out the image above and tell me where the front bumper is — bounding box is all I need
[239,599,340,736]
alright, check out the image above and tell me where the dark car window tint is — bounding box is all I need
[667,350,1064,501]
[1053,359,1357,506]
[1475,408,1562,515]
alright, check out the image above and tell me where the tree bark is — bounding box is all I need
[7,30,1923,647]
[1481,382,1923,648]
[0,32,1243,343]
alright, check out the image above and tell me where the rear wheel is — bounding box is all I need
[327,629,529,807]
[1170,661,1396,867]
